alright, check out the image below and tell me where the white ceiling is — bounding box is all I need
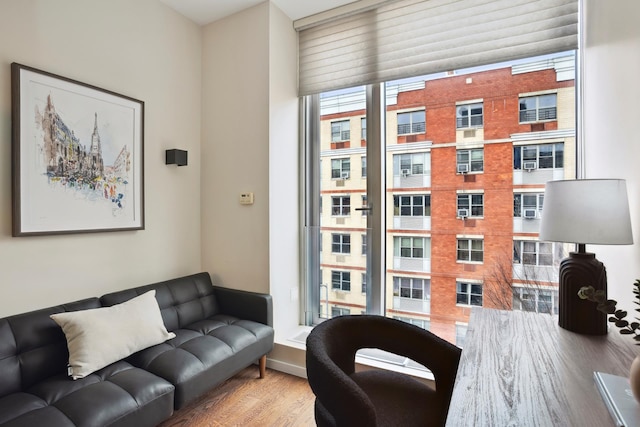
[159,0,359,26]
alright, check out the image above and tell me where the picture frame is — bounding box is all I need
[11,63,144,236]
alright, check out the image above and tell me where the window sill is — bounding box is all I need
[518,119,557,124]
[280,325,435,382]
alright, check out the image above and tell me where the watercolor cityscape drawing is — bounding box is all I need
[38,94,131,210]
[12,63,144,236]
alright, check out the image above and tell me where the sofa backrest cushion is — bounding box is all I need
[0,298,101,398]
[100,272,219,332]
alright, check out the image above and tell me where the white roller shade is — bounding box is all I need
[297,0,579,95]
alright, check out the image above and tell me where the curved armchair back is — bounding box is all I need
[306,315,462,427]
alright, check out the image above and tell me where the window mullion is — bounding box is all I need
[365,83,386,315]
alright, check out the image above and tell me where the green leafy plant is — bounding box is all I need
[578,279,640,345]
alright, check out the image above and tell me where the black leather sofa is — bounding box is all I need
[0,272,274,426]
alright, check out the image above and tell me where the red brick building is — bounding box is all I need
[319,53,575,344]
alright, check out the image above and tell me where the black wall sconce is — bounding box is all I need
[166,149,187,166]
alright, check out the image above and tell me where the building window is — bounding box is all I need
[331,196,350,216]
[457,194,483,217]
[331,271,351,291]
[513,143,563,170]
[519,93,557,122]
[457,239,483,262]
[393,276,430,300]
[361,273,367,294]
[513,287,558,314]
[514,193,544,218]
[331,120,350,142]
[361,117,366,140]
[456,102,483,128]
[397,110,425,134]
[361,234,367,255]
[331,157,351,179]
[361,156,367,178]
[513,240,553,266]
[394,194,431,217]
[394,316,430,330]
[395,237,426,259]
[456,148,484,173]
[331,233,351,254]
[456,282,483,306]
[361,195,368,216]
[331,306,351,317]
[395,152,427,176]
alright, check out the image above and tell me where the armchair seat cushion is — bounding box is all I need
[127,314,274,409]
[0,361,174,427]
[350,370,440,427]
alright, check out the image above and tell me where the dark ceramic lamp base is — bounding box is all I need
[558,251,608,335]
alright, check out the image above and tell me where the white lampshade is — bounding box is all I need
[539,179,633,245]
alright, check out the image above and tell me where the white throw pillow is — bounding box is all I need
[50,290,176,379]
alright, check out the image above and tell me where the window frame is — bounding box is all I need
[393,276,430,300]
[518,93,558,123]
[331,195,351,216]
[331,306,351,317]
[331,157,351,179]
[397,110,426,135]
[456,238,484,263]
[512,287,558,314]
[456,148,484,173]
[331,270,351,291]
[395,152,428,176]
[456,193,484,218]
[513,143,564,170]
[395,236,426,259]
[456,281,483,306]
[456,102,484,129]
[513,193,544,218]
[331,233,351,254]
[393,194,431,217]
[331,119,351,142]
[513,240,553,266]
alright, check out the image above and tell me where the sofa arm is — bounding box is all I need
[212,286,273,327]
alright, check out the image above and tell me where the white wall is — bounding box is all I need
[201,3,271,294]
[200,2,304,374]
[583,0,640,313]
[268,3,301,344]
[0,0,203,316]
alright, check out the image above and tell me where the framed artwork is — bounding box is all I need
[11,63,144,236]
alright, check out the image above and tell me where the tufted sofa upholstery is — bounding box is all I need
[100,272,275,409]
[0,272,274,426]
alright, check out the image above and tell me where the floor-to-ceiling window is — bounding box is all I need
[298,0,579,347]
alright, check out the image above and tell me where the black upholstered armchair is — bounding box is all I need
[306,315,462,427]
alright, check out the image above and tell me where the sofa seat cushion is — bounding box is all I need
[127,314,274,409]
[0,361,175,427]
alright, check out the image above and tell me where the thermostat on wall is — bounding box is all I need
[240,192,254,205]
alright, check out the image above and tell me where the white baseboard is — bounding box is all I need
[266,357,307,379]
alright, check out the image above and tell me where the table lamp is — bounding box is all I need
[539,179,633,335]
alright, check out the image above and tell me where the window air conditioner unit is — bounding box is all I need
[401,168,410,177]
[523,209,537,219]
[340,171,350,179]
[523,161,537,171]
[457,209,469,218]
[457,164,469,174]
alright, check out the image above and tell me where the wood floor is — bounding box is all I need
[158,366,316,427]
